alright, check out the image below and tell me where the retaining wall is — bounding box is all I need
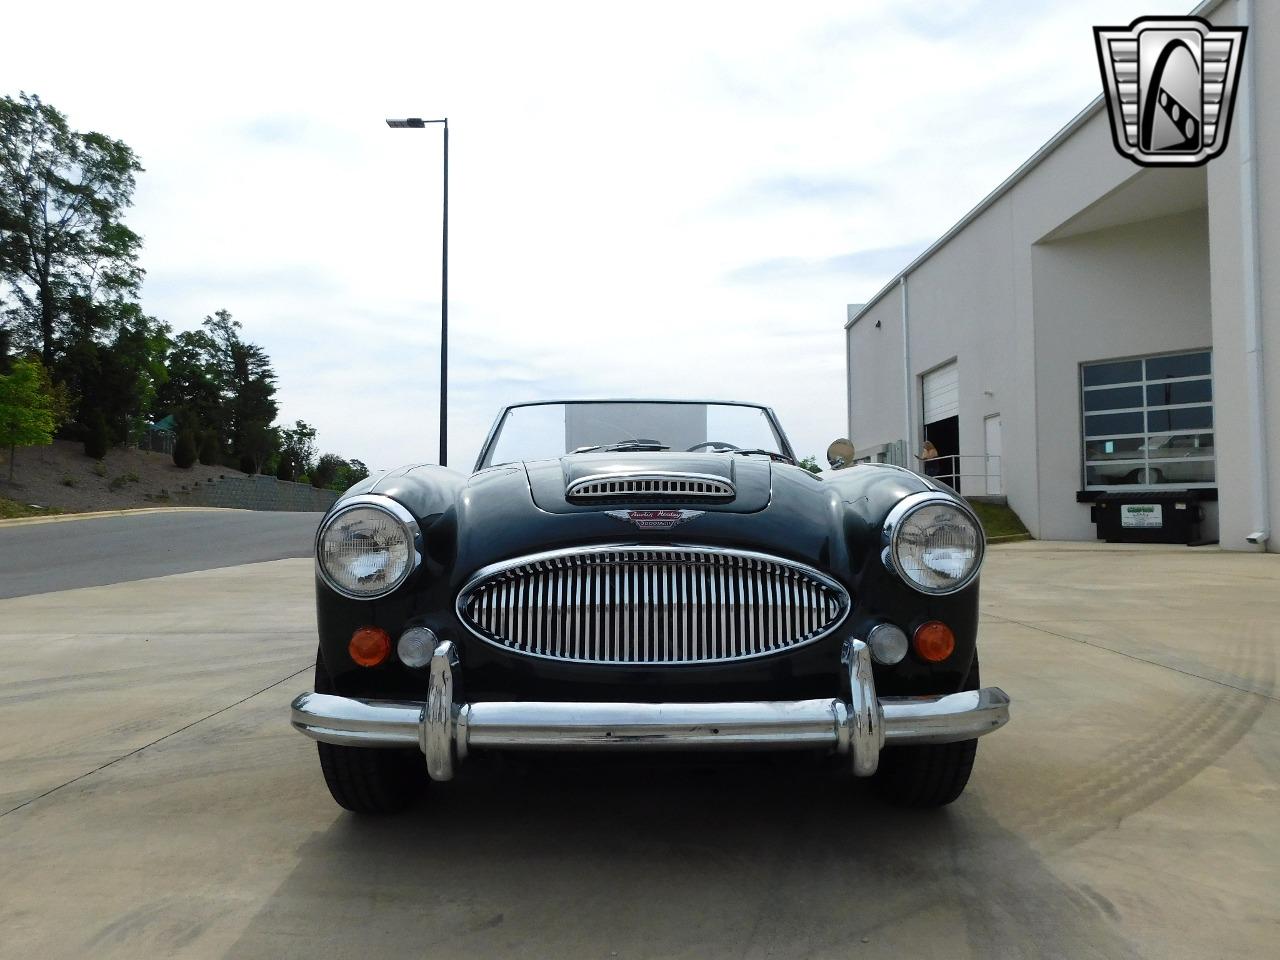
[173,475,339,512]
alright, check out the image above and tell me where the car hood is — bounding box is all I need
[528,452,772,513]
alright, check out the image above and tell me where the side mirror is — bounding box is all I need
[826,438,856,470]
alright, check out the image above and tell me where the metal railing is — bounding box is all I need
[914,454,1002,496]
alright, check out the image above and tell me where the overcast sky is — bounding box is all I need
[4,0,1191,471]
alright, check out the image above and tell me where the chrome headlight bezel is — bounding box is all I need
[881,491,986,596]
[315,494,422,600]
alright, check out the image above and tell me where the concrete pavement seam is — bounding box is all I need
[0,661,312,819]
[1002,617,1280,703]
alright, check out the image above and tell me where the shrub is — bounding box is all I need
[238,453,257,475]
[173,430,197,468]
[198,432,220,467]
[275,454,294,482]
[61,475,77,487]
[108,474,128,491]
[91,460,108,478]
[84,410,109,460]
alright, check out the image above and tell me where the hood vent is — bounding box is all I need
[566,472,735,504]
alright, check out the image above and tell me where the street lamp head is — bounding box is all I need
[386,117,427,128]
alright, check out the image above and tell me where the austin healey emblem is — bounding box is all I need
[1094,16,1246,167]
[605,509,703,530]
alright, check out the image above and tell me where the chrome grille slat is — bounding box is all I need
[566,472,735,504]
[458,546,849,666]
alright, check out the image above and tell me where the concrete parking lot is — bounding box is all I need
[0,518,1276,959]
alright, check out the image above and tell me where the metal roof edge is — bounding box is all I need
[843,0,1228,331]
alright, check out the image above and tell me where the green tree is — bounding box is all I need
[0,357,56,480]
[311,452,344,489]
[197,431,220,466]
[797,455,823,475]
[154,328,222,434]
[57,298,169,443]
[278,420,317,478]
[0,93,144,367]
[83,409,108,459]
[173,429,196,468]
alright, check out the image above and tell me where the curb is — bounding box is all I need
[0,507,250,528]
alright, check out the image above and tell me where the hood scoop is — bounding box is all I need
[566,471,735,505]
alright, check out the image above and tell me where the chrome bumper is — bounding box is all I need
[290,640,1010,780]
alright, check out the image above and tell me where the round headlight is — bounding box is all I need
[317,496,420,599]
[883,493,985,595]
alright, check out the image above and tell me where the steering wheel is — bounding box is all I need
[686,441,740,452]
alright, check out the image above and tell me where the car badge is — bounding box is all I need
[605,509,704,530]
[1094,16,1246,167]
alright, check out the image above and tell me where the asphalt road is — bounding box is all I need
[0,509,322,598]
[0,540,1276,958]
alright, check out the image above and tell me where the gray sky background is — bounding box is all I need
[3,0,1189,470]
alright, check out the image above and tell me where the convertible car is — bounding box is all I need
[290,399,1010,813]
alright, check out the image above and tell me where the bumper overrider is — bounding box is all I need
[291,640,1010,779]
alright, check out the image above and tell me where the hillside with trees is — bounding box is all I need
[0,92,367,498]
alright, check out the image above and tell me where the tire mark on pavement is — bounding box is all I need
[0,662,311,819]
[1004,625,1274,851]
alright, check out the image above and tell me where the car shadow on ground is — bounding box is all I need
[225,754,1139,959]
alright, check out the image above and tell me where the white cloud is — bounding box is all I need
[2,0,1191,469]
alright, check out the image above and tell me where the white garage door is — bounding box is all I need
[922,362,959,424]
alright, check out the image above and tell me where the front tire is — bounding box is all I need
[871,654,981,809]
[313,649,425,815]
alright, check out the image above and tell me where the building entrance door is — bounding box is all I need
[984,414,1002,495]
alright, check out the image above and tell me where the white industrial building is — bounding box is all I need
[844,0,1276,551]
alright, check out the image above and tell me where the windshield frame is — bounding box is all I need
[474,399,796,471]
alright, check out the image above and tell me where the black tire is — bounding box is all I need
[871,654,981,809]
[313,649,425,815]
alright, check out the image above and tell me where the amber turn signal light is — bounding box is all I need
[912,621,955,662]
[349,626,392,667]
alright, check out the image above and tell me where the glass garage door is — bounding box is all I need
[1080,350,1214,490]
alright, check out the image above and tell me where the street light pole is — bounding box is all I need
[386,116,449,467]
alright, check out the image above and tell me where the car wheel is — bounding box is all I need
[870,654,980,809]
[313,648,425,815]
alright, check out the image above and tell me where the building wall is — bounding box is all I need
[845,0,1275,549]
[1206,0,1279,550]
[1031,209,1213,540]
[846,287,907,459]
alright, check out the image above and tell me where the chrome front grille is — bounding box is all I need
[565,473,734,503]
[456,546,849,665]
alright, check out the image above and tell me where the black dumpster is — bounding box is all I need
[1081,490,1208,545]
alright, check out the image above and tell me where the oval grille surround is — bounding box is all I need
[456,545,850,665]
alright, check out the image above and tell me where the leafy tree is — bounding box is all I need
[0,93,144,367]
[83,409,108,459]
[275,452,294,482]
[238,453,257,475]
[173,429,196,468]
[198,431,220,466]
[342,458,370,487]
[0,357,56,480]
[154,328,222,434]
[200,310,277,458]
[797,455,823,475]
[311,452,344,489]
[56,298,169,443]
[279,420,317,478]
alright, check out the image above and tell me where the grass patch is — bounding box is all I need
[0,497,63,520]
[108,471,141,491]
[968,500,1030,540]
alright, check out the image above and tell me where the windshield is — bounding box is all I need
[478,401,791,468]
